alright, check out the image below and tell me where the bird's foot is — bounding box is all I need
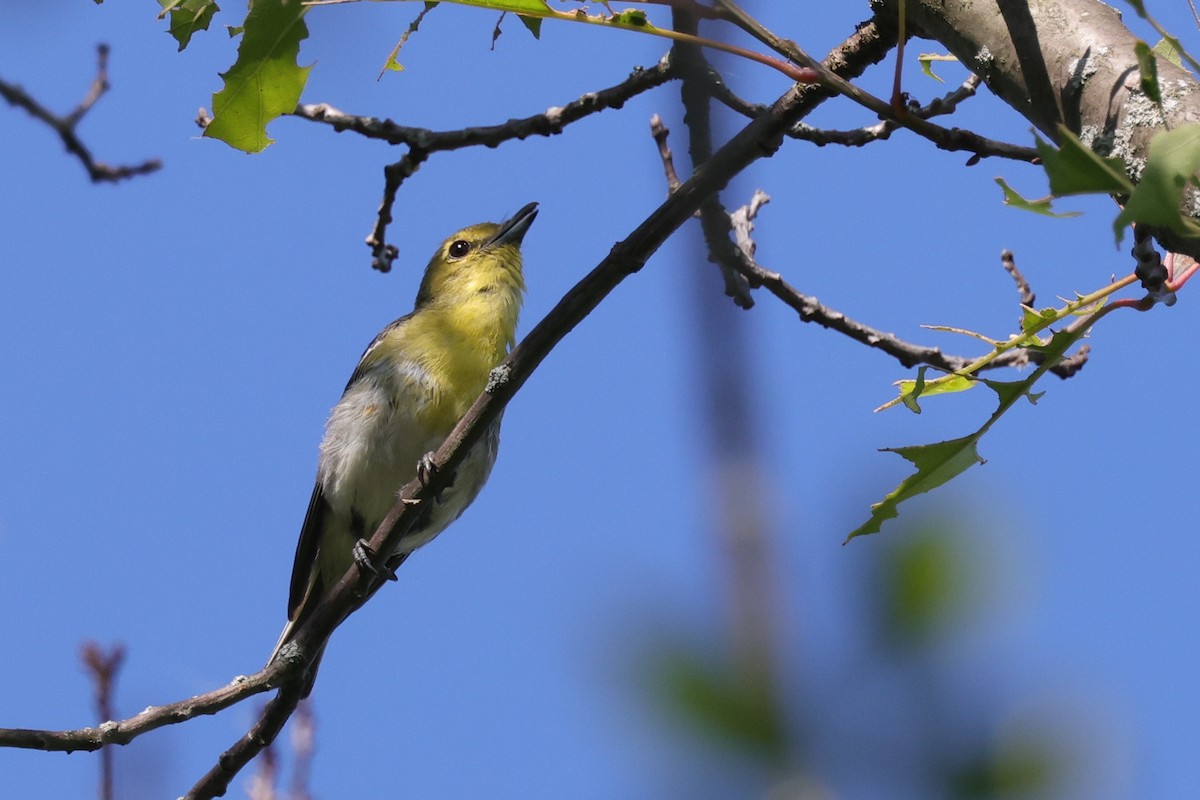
[353,539,399,582]
[417,452,455,502]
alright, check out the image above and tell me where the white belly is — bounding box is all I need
[316,359,499,556]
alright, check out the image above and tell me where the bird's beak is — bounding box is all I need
[489,202,539,247]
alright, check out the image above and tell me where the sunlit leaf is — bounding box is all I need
[1036,126,1133,197]
[995,177,1081,217]
[1019,305,1058,332]
[159,0,219,51]
[443,0,550,13]
[896,370,975,415]
[205,0,311,153]
[846,434,986,541]
[917,52,957,83]
[1113,123,1200,244]
[1152,36,1185,69]
[613,8,652,28]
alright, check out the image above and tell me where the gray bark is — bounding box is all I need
[875,0,1200,257]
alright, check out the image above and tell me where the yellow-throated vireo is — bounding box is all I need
[271,202,538,686]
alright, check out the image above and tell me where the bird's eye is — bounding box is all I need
[448,240,471,258]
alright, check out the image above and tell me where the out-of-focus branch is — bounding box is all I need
[292,56,679,271]
[0,45,162,183]
[671,9,755,307]
[80,643,125,800]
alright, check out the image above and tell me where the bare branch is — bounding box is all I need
[80,643,125,800]
[184,687,304,800]
[716,0,1038,163]
[0,45,162,183]
[649,113,682,193]
[0,667,277,752]
[1001,249,1036,308]
[294,56,678,270]
[783,74,1035,163]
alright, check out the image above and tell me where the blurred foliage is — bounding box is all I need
[640,518,1080,799]
[654,650,787,764]
[876,524,971,648]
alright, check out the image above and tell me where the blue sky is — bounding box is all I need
[2,2,1199,798]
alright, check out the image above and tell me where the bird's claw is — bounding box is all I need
[353,539,399,582]
[417,452,454,503]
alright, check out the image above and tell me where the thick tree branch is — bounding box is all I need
[0,45,162,183]
[877,0,1200,260]
[718,0,1038,162]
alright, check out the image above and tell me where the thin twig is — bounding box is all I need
[1001,249,1036,308]
[294,55,678,270]
[80,643,125,800]
[649,113,682,193]
[0,45,162,183]
[716,0,1039,163]
[0,667,277,752]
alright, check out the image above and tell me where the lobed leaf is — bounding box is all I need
[205,0,311,153]
[1036,126,1133,197]
[159,0,220,51]
[846,434,986,542]
[1113,123,1200,244]
[995,177,1081,218]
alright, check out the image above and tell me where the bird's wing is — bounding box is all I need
[287,482,332,621]
[342,312,413,391]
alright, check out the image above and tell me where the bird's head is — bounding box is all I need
[415,202,538,309]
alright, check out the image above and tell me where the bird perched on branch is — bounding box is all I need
[271,202,539,689]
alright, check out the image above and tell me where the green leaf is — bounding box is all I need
[159,0,219,51]
[1019,304,1058,333]
[895,370,975,414]
[1021,328,1078,361]
[613,8,651,27]
[846,434,986,542]
[380,2,439,75]
[518,14,542,38]
[900,366,929,414]
[1036,126,1134,197]
[205,0,311,153]
[1152,36,1186,69]
[1113,123,1200,243]
[654,649,785,759]
[878,530,969,645]
[980,378,1042,407]
[995,177,1082,217]
[1134,40,1163,106]
[442,0,550,13]
[917,52,957,83]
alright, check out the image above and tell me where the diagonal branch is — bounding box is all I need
[0,45,162,183]
[717,0,1037,163]
[186,50,860,800]
[0,667,278,752]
